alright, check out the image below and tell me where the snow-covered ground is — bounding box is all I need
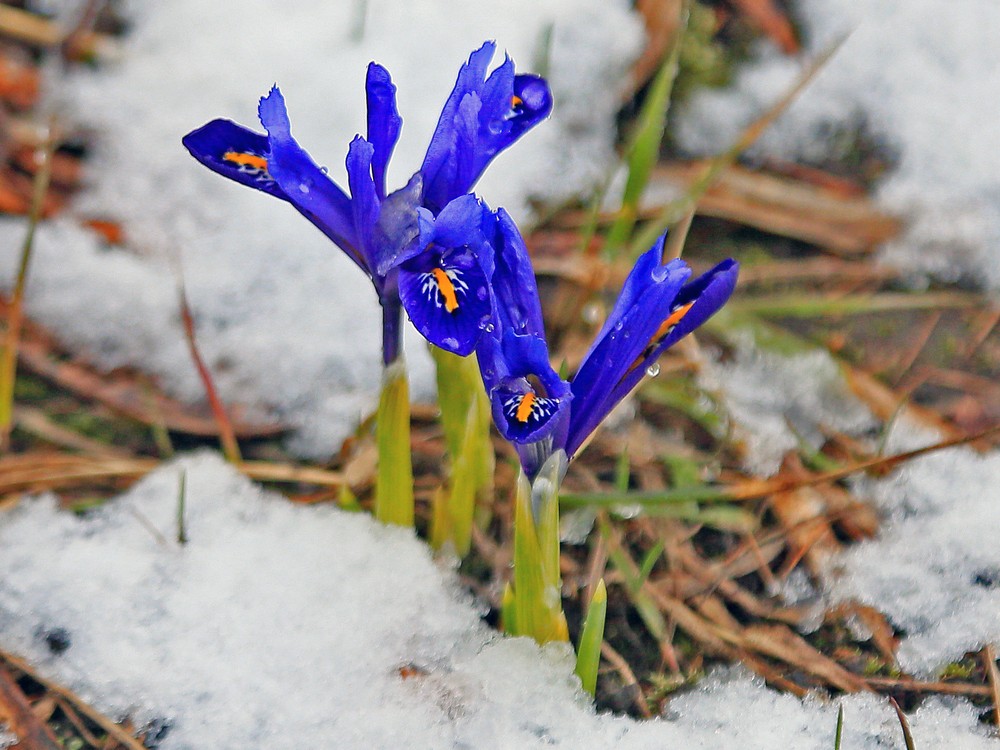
[0,453,995,749]
[2,0,1000,747]
[675,0,1000,289]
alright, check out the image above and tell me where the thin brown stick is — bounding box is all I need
[864,675,991,698]
[0,649,148,750]
[0,661,62,750]
[983,645,1000,728]
[600,641,652,718]
[178,286,241,463]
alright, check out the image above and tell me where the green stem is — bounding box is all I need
[375,358,414,527]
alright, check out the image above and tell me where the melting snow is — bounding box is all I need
[0,453,995,749]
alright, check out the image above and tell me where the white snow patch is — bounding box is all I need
[0,453,996,748]
[0,0,643,456]
[700,340,876,475]
[829,418,1000,673]
[675,0,1000,289]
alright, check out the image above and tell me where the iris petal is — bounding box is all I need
[420,42,552,213]
[565,247,739,458]
[398,246,491,355]
[256,87,361,264]
[365,63,402,200]
[182,119,286,199]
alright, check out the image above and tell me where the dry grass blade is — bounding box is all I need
[864,676,990,698]
[178,285,241,463]
[983,645,1000,729]
[730,0,799,53]
[0,453,343,494]
[11,324,285,438]
[0,661,62,750]
[652,161,901,254]
[890,696,916,750]
[0,4,114,58]
[0,649,148,750]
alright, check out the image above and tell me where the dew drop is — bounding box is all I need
[614,320,624,331]
[298,183,310,194]
[443,337,459,350]
[645,362,661,377]
[651,264,670,282]
[582,302,602,324]
[319,166,329,174]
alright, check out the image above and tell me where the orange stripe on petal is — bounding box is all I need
[515,391,536,423]
[432,267,460,313]
[223,151,268,171]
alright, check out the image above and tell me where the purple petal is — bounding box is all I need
[565,240,738,458]
[365,63,402,200]
[489,208,545,337]
[182,119,286,199]
[398,246,492,355]
[345,135,380,274]
[257,87,361,265]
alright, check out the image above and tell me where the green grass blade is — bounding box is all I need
[575,579,607,696]
[375,359,414,527]
[511,453,569,644]
[834,704,844,750]
[630,33,849,256]
[430,347,494,554]
[604,1,689,258]
[0,128,54,450]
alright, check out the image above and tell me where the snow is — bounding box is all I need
[0,0,644,456]
[700,337,876,475]
[829,419,1000,673]
[0,453,995,749]
[703,337,1000,674]
[675,0,1000,289]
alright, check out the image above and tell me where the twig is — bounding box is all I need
[0,649,148,750]
[983,645,1000,729]
[890,696,916,750]
[177,284,241,463]
[600,641,652,718]
[0,661,62,750]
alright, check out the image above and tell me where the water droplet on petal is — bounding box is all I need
[477,287,488,301]
[298,183,310,194]
[614,320,624,331]
[582,302,602,324]
[646,362,661,377]
[319,166,329,175]
[651,264,670,282]
[443,337,460,350]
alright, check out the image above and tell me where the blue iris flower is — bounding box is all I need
[182,42,552,363]
[476,226,739,478]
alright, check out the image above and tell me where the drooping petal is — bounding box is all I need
[565,241,738,458]
[398,245,492,355]
[182,119,286,199]
[483,331,571,446]
[257,87,361,265]
[489,208,545,337]
[420,42,553,213]
[365,63,402,200]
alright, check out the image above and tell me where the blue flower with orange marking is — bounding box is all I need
[182,42,551,362]
[476,228,739,478]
